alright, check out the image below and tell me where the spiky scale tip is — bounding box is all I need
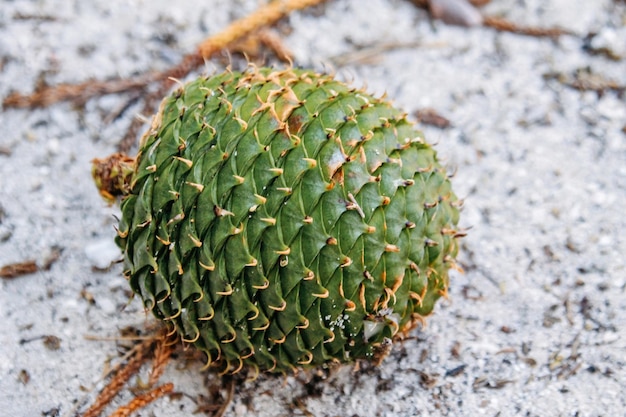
[111,67,462,375]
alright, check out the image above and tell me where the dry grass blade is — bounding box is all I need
[482,15,572,37]
[108,383,174,417]
[330,41,423,66]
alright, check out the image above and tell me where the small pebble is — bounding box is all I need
[97,297,116,315]
[588,28,626,60]
[84,239,120,269]
[429,0,483,27]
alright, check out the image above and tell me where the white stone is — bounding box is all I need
[84,239,121,269]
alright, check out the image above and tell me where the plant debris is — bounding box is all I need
[415,108,452,128]
[408,0,572,36]
[43,335,62,351]
[81,328,172,417]
[18,369,30,385]
[472,376,515,390]
[545,67,626,95]
[108,383,174,417]
[445,364,467,377]
[0,260,38,279]
[0,246,62,279]
[482,15,571,38]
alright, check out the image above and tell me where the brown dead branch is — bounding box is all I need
[80,325,181,417]
[255,29,295,63]
[3,0,328,154]
[196,0,325,59]
[108,383,174,417]
[82,338,154,417]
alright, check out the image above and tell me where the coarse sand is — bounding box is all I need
[1,1,625,416]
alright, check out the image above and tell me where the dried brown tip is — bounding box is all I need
[91,153,136,203]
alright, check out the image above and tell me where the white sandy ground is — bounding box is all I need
[0,0,625,416]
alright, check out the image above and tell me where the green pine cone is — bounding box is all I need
[115,67,462,375]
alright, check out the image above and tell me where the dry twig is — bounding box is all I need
[196,0,324,59]
[482,15,572,37]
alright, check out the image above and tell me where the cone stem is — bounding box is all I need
[92,153,137,203]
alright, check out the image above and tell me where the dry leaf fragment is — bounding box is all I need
[415,108,452,128]
[18,369,30,385]
[43,335,62,351]
[0,260,38,278]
